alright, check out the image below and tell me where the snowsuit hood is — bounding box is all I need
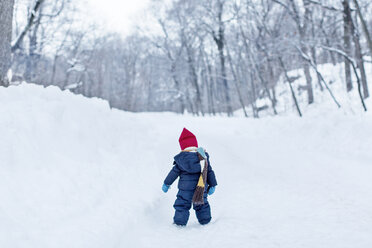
[173,152,201,174]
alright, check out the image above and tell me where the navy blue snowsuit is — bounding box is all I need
[164,152,217,226]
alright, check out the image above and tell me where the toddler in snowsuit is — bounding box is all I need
[162,128,217,226]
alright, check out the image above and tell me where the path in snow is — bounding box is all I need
[0,84,371,248]
[119,116,372,248]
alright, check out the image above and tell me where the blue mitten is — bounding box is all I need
[162,184,170,193]
[208,186,216,195]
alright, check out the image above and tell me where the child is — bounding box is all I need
[162,128,217,226]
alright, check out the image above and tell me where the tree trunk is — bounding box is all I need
[0,0,15,87]
[216,39,232,116]
[352,31,369,98]
[225,42,248,117]
[350,12,369,98]
[279,57,302,117]
[201,47,216,115]
[249,72,259,118]
[303,6,314,104]
[351,0,372,58]
[212,1,233,116]
[207,64,216,115]
[342,0,369,98]
[25,11,42,82]
[171,62,185,113]
[303,50,314,104]
[262,50,278,115]
[186,45,203,115]
[291,0,314,104]
[343,0,353,92]
[311,46,323,91]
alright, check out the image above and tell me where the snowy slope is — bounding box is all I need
[0,83,372,248]
[249,62,372,117]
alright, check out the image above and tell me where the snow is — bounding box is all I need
[65,81,83,90]
[248,62,372,118]
[1,73,372,247]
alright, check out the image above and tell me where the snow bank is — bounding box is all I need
[0,83,371,248]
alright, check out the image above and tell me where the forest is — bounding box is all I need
[1,0,371,116]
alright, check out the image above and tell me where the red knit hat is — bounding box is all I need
[179,128,198,150]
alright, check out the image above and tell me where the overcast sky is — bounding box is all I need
[84,0,151,36]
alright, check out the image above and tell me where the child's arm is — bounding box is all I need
[206,153,217,187]
[164,161,181,187]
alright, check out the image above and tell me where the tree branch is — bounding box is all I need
[11,0,45,52]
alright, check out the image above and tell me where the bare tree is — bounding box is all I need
[11,0,45,53]
[155,18,186,113]
[202,0,233,116]
[0,0,15,86]
[341,0,369,98]
[273,0,315,104]
[351,0,372,58]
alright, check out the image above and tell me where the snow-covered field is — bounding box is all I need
[1,69,372,247]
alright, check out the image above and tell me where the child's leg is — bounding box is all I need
[173,190,193,226]
[193,193,211,225]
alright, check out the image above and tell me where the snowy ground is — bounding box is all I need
[0,78,372,248]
